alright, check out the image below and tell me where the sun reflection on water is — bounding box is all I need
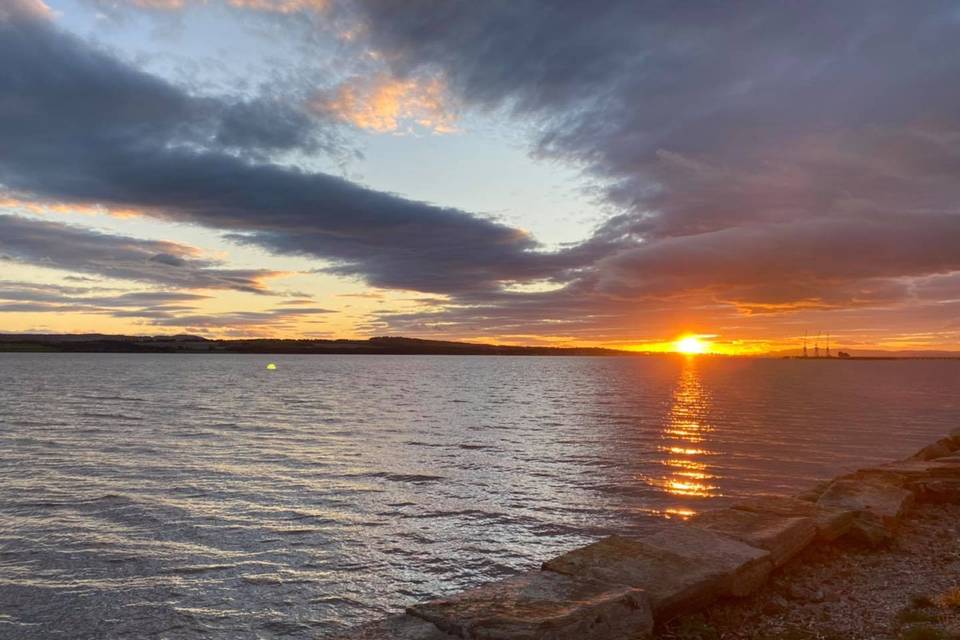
[646,358,720,510]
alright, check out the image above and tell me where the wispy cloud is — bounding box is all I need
[0,215,283,293]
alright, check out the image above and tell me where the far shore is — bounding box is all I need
[2,333,960,359]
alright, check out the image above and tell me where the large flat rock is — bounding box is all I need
[543,535,727,622]
[948,427,960,449]
[332,614,457,640]
[689,508,816,567]
[907,478,960,503]
[731,495,855,542]
[816,477,914,527]
[642,523,773,597]
[408,570,653,640]
[911,438,959,461]
[853,459,960,488]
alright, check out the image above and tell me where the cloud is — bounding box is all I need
[0,6,561,296]
[0,215,282,292]
[6,0,960,344]
[313,73,457,133]
[0,0,51,21]
[149,307,332,327]
[338,0,960,339]
[85,0,328,14]
[0,279,333,336]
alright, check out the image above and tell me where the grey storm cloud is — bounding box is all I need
[0,214,281,292]
[332,0,960,334]
[0,2,567,295]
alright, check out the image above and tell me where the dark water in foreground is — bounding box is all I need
[1,354,958,638]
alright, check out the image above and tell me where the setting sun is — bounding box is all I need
[675,335,709,355]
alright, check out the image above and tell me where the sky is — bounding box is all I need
[2,0,960,353]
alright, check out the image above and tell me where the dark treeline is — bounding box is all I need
[0,334,634,356]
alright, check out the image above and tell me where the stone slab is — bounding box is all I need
[795,480,832,503]
[854,459,960,487]
[689,508,817,567]
[642,524,773,598]
[816,477,914,527]
[332,614,457,640]
[845,512,894,546]
[907,478,960,504]
[911,438,958,461]
[731,495,855,542]
[408,570,653,640]
[948,427,960,449]
[543,535,727,623]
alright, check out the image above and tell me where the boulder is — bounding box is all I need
[332,614,457,640]
[816,477,914,531]
[689,509,817,567]
[795,480,832,503]
[730,495,855,542]
[854,459,960,487]
[408,570,653,640]
[910,438,958,461]
[543,535,730,622]
[844,512,895,546]
[642,524,773,597]
[907,478,960,503]
[948,427,960,449]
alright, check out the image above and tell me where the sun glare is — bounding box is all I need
[675,335,709,355]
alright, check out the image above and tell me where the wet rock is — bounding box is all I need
[544,534,730,622]
[332,614,456,640]
[689,508,817,567]
[731,495,855,542]
[408,570,653,640]
[910,438,958,461]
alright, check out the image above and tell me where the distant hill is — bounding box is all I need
[3,334,958,357]
[0,333,634,356]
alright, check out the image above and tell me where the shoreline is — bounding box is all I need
[662,501,960,639]
[336,430,960,640]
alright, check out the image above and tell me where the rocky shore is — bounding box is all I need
[333,429,960,640]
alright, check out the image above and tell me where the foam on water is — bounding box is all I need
[0,354,958,638]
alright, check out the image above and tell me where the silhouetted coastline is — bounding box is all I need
[0,334,633,356]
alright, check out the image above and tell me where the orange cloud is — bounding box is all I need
[128,0,187,8]
[315,74,457,134]
[0,194,142,219]
[0,0,52,21]
[225,0,327,12]
[101,0,327,12]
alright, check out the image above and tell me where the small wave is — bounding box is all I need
[366,472,445,483]
[163,564,235,575]
[78,412,143,421]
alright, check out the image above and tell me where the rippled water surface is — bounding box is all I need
[1,354,959,638]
